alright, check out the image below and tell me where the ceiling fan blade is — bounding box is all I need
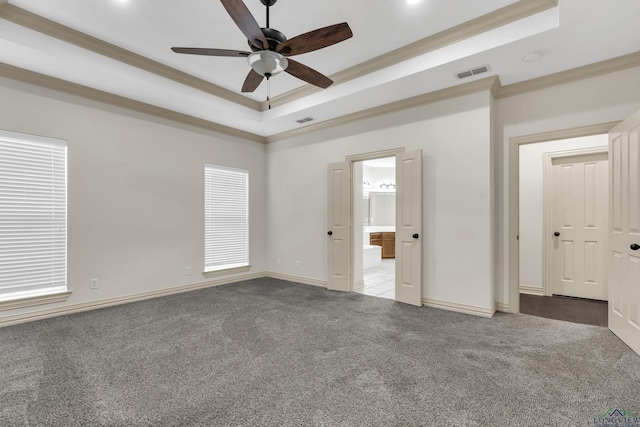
[241,69,264,92]
[285,59,333,89]
[220,0,268,49]
[171,47,251,57]
[277,23,352,57]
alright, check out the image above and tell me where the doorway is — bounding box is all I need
[355,157,396,300]
[508,113,640,355]
[517,133,609,325]
[327,148,422,306]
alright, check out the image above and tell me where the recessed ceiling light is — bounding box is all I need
[407,0,421,4]
[524,52,542,62]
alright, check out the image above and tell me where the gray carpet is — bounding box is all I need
[1,278,639,426]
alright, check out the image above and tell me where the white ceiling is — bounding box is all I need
[1,0,639,138]
[364,157,395,168]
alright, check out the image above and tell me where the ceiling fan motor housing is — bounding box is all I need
[248,27,287,52]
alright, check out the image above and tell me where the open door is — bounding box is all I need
[327,161,351,292]
[395,150,422,306]
[608,110,640,356]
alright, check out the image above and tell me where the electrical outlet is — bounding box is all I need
[276,258,281,266]
[186,266,192,276]
[90,278,98,289]
[295,260,300,269]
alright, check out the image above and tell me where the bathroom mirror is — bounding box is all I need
[366,192,395,226]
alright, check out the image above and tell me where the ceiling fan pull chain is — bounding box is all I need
[267,76,271,110]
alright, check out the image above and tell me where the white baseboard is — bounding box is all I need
[1,270,501,328]
[353,280,364,291]
[0,271,266,328]
[422,297,495,318]
[495,302,511,313]
[519,285,545,296]
[266,272,327,288]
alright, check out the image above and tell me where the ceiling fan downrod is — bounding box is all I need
[261,0,277,32]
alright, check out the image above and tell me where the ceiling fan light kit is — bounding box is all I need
[247,51,288,77]
[171,0,353,97]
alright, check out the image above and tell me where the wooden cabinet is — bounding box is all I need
[370,232,395,259]
[382,232,395,259]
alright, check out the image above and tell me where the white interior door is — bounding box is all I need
[327,161,351,292]
[395,150,422,306]
[550,151,608,300]
[609,110,640,356]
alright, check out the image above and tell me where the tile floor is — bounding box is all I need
[357,259,395,300]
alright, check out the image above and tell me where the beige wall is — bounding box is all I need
[267,91,494,312]
[0,77,267,322]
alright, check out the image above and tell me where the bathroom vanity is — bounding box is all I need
[369,232,395,259]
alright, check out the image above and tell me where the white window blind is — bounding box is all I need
[0,130,67,300]
[204,164,248,272]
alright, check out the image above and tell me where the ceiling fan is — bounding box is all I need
[171,0,353,95]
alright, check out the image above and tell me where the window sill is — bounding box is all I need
[203,265,251,278]
[0,290,72,311]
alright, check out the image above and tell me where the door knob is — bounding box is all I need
[327,231,333,236]
[554,232,560,237]
[412,233,419,239]
[632,243,640,251]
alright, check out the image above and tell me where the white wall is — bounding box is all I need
[4,63,639,321]
[519,135,608,293]
[0,78,267,321]
[495,66,640,308]
[267,91,494,311]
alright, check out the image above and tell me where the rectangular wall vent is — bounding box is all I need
[455,64,491,80]
[296,117,315,124]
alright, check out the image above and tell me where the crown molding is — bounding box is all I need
[495,51,640,99]
[260,0,558,110]
[0,1,557,113]
[267,51,640,142]
[2,45,638,146]
[0,62,265,143]
[0,2,261,111]
[265,76,498,143]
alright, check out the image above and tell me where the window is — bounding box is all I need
[0,130,68,302]
[204,164,249,274]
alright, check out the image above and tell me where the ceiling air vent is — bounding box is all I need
[455,64,491,80]
[296,117,315,124]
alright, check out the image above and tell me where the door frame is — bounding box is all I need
[508,122,619,313]
[346,148,405,293]
[542,146,609,297]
